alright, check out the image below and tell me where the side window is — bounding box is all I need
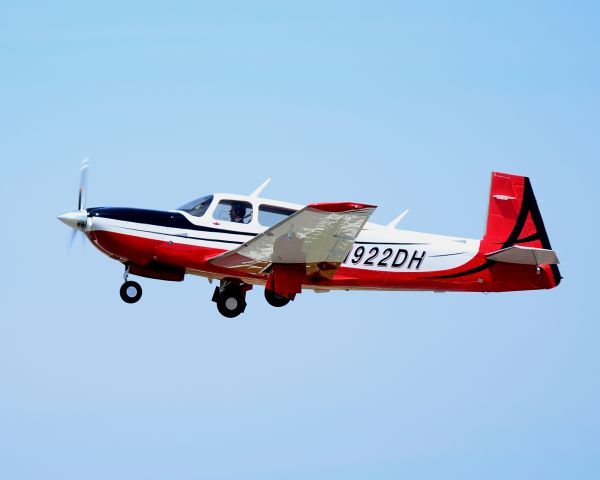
[213,200,253,224]
[258,205,296,227]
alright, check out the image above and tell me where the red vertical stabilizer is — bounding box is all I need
[483,171,561,286]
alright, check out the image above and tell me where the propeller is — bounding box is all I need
[69,227,78,248]
[59,159,92,248]
[78,158,89,210]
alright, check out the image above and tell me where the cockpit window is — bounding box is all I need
[178,195,214,217]
[213,200,253,224]
[258,204,296,227]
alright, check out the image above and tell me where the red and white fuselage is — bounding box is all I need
[59,172,560,316]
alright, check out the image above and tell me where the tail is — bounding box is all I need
[482,171,561,286]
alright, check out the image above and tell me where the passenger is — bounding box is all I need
[229,203,247,223]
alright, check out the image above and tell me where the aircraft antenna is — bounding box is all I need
[387,209,409,228]
[250,178,271,197]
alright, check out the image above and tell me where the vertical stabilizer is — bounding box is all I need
[483,172,561,285]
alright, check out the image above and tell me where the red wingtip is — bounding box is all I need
[308,202,377,213]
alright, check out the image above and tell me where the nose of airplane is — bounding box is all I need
[57,210,89,230]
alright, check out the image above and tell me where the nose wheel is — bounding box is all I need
[120,280,142,304]
[120,266,142,304]
[212,280,248,318]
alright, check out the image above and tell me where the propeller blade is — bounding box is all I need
[69,229,77,249]
[78,158,90,210]
[67,229,87,252]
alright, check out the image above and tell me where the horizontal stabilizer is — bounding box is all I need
[486,246,559,265]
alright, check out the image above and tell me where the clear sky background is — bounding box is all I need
[1,1,599,479]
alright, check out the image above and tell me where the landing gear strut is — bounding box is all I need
[212,279,249,318]
[264,288,290,308]
[120,266,142,304]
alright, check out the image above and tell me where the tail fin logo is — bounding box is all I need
[485,173,553,251]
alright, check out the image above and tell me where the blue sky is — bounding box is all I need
[1,1,599,479]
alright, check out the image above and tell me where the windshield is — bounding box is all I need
[178,194,214,217]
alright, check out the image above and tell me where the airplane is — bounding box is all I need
[58,162,561,317]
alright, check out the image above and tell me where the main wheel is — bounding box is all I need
[214,287,246,318]
[264,288,290,307]
[120,280,142,304]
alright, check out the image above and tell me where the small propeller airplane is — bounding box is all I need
[59,161,561,317]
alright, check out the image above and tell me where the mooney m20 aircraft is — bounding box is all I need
[59,165,560,317]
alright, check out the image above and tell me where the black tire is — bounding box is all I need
[264,288,290,308]
[120,281,142,304]
[216,292,246,318]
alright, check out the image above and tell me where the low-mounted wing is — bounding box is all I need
[208,202,376,277]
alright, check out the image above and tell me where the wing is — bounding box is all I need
[486,245,559,265]
[208,202,376,278]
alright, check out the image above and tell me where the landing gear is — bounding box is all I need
[212,280,248,318]
[120,266,142,304]
[120,280,142,304]
[264,288,290,308]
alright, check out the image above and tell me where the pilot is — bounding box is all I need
[229,203,247,223]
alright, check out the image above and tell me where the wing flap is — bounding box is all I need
[486,245,559,265]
